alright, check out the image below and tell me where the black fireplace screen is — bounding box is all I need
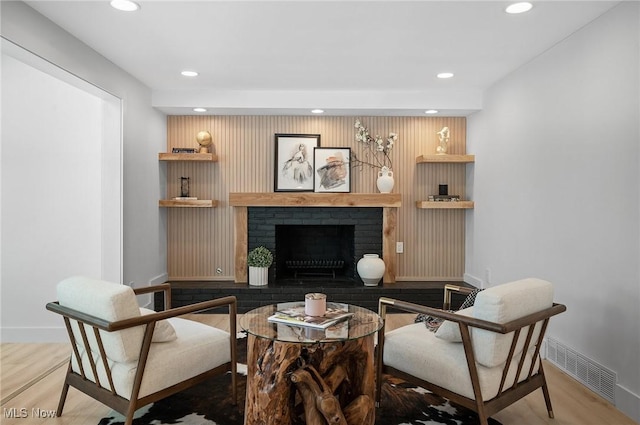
[275,225,355,279]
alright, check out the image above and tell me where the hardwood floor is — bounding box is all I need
[1,314,636,425]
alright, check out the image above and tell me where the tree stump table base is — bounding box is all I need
[244,334,376,425]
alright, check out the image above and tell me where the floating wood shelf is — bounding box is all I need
[159,199,218,208]
[159,153,218,162]
[416,154,475,163]
[416,201,474,209]
[229,192,401,208]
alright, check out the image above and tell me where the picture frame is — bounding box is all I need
[313,147,351,193]
[274,134,320,192]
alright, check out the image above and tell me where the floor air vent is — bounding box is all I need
[545,337,616,403]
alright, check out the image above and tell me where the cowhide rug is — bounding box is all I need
[99,334,501,425]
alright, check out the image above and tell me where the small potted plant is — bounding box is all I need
[247,246,273,286]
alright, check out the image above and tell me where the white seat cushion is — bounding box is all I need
[383,322,538,400]
[72,317,231,399]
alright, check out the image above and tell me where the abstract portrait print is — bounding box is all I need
[274,134,320,192]
[314,148,351,193]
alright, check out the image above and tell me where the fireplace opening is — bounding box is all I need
[275,225,355,282]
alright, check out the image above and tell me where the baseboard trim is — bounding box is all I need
[135,273,169,309]
[395,276,465,282]
[462,273,483,288]
[615,384,640,423]
[149,272,168,286]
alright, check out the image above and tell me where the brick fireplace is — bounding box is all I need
[229,192,401,283]
[248,207,382,283]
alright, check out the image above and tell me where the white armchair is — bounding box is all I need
[46,276,237,425]
[376,278,566,425]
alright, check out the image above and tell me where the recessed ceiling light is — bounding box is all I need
[311,109,324,114]
[110,0,140,12]
[425,110,439,114]
[181,70,199,77]
[437,72,454,79]
[193,108,207,113]
[505,2,533,14]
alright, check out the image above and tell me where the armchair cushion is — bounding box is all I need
[139,308,177,343]
[72,316,231,398]
[57,276,143,363]
[383,322,538,400]
[434,306,474,342]
[417,288,482,332]
[473,278,553,367]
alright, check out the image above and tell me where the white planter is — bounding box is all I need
[376,166,394,193]
[248,266,269,286]
[356,254,385,286]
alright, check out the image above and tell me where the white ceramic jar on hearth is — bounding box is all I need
[356,254,385,286]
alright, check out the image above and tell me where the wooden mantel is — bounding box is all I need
[229,192,401,283]
[229,192,401,208]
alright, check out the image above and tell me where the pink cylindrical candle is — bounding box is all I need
[305,293,327,316]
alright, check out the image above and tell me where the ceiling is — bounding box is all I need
[25,1,619,116]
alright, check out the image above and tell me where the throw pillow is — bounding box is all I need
[459,288,482,310]
[415,287,483,332]
[414,312,449,331]
[434,306,474,342]
[139,308,177,342]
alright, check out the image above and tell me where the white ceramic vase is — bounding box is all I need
[248,266,268,286]
[376,166,394,193]
[356,254,385,286]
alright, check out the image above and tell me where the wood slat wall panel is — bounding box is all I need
[165,115,468,281]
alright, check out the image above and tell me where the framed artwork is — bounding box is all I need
[274,134,320,192]
[313,147,351,193]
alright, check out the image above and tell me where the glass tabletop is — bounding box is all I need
[240,302,383,344]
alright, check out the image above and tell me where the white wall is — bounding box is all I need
[1,50,121,340]
[0,1,167,340]
[466,2,639,420]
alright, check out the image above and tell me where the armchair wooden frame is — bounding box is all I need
[376,284,567,425]
[46,283,237,425]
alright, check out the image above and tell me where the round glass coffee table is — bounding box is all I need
[240,302,383,425]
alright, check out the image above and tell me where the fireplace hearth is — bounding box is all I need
[161,280,472,313]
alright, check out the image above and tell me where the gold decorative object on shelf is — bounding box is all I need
[196,130,212,153]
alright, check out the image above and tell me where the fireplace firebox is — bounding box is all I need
[276,225,355,279]
[248,207,382,285]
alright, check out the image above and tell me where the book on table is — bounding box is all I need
[275,320,349,342]
[268,303,353,329]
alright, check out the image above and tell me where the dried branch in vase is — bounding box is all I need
[351,119,398,171]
